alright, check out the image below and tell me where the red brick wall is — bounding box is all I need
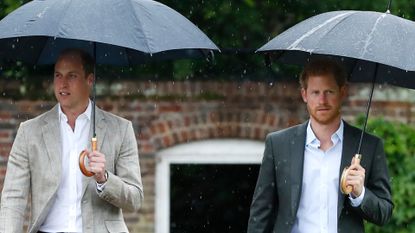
[0,81,414,232]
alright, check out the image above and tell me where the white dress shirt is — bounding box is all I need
[39,101,91,233]
[291,121,344,233]
[291,120,365,233]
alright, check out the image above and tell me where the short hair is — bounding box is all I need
[299,58,347,89]
[58,48,95,76]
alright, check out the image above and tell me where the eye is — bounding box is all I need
[69,73,78,79]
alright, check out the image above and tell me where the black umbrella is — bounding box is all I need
[257,5,415,193]
[0,0,219,65]
[0,0,220,176]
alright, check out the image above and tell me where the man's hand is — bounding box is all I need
[87,150,107,183]
[346,156,365,197]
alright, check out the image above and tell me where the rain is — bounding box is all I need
[0,1,415,233]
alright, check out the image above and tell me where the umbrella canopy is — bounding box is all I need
[257,10,415,89]
[0,0,220,65]
[257,9,415,154]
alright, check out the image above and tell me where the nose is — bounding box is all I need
[318,93,328,104]
[57,76,69,88]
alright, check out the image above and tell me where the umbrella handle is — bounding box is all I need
[79,137,96,177]
[340,154,362,195]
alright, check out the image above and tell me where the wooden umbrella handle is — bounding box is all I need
[340,154,362,194]
[79,137,96,177]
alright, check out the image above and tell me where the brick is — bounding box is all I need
[1,81,415,233]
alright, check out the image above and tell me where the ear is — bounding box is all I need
[87,73,95,88]
[301,88,307,103]
[340,84,348,100]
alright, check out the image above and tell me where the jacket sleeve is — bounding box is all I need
[353,139,393,225]
[247,134,277,233]
[97,121,144,212]
[0,122,30,233]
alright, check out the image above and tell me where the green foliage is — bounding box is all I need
[355,117,415,233]
[0,0,29,18]
[0,0,415,91]
[2,1,415,88]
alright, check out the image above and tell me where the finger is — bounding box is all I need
[88,152,99,160]
[347,169,364,176]
[89,156,106,164]
[348,163,365,172]
[346,174,365,184]
[89,162,105,172]
[346,175,364,187]
[346,177,364,187]
[351,156,357,165]
[90,151,106,158]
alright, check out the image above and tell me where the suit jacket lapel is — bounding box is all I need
[82,106,107,196]
[41,105,62,177]
[290,122,307,218]
[338,121,360,218]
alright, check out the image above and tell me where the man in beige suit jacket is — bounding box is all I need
[0,49,143,233]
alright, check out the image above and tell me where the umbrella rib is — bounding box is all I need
[287,11,353,51]
[33,0,72,65]
[51,0,73,38]
[360,13,388,58]
[126,0,153,55]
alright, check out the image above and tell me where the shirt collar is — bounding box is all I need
[58,100,92,122]
[306,120,344,147]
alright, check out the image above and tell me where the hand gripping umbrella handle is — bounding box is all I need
[340,154,362,194]
[79,137,96,177]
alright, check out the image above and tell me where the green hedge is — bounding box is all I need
[357,118,415,232]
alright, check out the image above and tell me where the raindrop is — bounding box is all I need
[2,92,5,96]
[269,82,274,86]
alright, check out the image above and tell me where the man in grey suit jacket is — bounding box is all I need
[247,59,393,233]
[0,49,143,233]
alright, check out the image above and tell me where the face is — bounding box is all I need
[54,52,93,115]
[301,74,347,126]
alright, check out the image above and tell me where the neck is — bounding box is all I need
[310,118,341,148]
[61,101,89,130]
